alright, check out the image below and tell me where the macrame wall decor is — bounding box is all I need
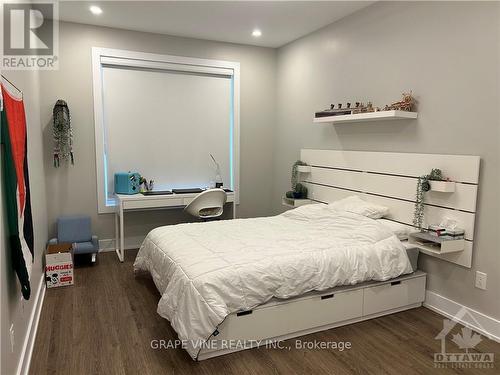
[53,99,74,167]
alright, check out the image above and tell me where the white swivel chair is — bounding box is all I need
[184,188,227,220]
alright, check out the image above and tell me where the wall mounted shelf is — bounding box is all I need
[282,197,314,208]
[297,165,311,173]
[429,180,455,193]
[313,110,418,124]
[409,232,464,254]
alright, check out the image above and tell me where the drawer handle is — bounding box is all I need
[236,310,253,317]
[391,281,401,286]
[321,294,334,300]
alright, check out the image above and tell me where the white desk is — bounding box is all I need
[114,191,235,262]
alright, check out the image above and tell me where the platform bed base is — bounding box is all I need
[197,271,426,360]
[198,302,422,360]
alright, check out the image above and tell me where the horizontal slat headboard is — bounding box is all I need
[299,149,480,268]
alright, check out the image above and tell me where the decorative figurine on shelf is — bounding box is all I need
[314,91,416,119]
[315,103,352,117]
[352,102,374,114]
[351,102,362,114]
[384,91,414,112]
[316,101,378,117]
[286,160,308,199]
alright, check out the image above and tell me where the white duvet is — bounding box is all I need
[134,204,413,359]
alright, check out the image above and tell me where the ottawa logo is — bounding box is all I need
[434,307,494,369]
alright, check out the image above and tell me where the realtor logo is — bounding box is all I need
[434,307,494,369]
[2,1,58,69]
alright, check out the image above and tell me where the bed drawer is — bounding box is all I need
[362,275,426,316]
[217,289,363,341]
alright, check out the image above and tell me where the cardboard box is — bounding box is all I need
[45,243,74,288]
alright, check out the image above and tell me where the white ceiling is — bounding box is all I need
[59,1,374,48]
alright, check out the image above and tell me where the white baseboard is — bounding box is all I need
[424,290,500,343]
[98,236,144,252]
[16,273,46,375]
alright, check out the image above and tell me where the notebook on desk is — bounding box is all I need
[141,190,173,196]
[172,188,204,194]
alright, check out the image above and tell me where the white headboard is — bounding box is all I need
[299,149,480,268]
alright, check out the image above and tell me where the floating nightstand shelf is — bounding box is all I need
[297,165,311,173]
[429,181,455,193]
[282,197,314,208]
[313,110,418,124]
[409,232,464,254]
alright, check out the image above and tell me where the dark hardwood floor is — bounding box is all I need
[30,250,500,375]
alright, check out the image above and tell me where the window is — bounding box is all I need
[92,48,240,213]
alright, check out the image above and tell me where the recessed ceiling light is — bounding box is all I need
[252,29,262,37]
[89,5,103,15]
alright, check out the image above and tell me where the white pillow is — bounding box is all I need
[281,203,326,220]
[328,195,389,219]
[377,219,416,240]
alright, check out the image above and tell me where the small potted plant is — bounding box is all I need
[285,160,309,199]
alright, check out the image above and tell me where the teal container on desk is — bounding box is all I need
[114,172,141,194]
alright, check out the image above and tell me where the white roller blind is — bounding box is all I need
[101,56,234,77]
[102,66,232,198]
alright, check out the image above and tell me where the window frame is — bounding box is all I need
[91,47,240,214]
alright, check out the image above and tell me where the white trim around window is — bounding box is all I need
[91,47,240,214]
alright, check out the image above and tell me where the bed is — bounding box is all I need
[134,202,415,359]
[133,149,480,360]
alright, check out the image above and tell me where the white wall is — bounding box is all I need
[273,1,500,319]
[1,69,48,375]
[39,21,276,244]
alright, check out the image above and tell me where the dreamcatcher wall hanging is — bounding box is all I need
[53,99,74,167]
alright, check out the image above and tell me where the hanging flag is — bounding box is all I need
[1,84,34,300]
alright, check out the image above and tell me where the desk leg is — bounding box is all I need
[115,208,124,262]
[120,206,124,262]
